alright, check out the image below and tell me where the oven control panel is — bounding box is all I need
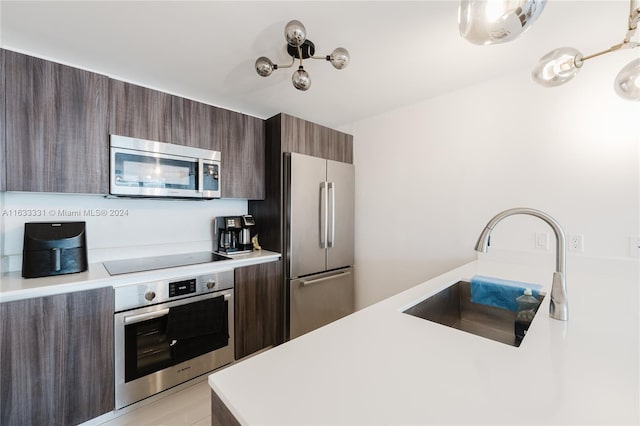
[114,269,234,311]
[169,278,197,297]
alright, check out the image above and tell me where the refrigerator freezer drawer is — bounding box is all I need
[289,267,355,340]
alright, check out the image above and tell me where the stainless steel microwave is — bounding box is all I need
[109,135,221,199]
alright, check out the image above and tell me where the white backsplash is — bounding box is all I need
[0,192,247,273]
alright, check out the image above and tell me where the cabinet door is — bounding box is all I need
[5,50,109,193]
[172,97,223,151]
[109,79,172,142]
[280,114,353,164]
[222,111,265,199]
[319,124,353,164]
[172,98,264,199]
[0,287,115,426]
[234,261,283,359]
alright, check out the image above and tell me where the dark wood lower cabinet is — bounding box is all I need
[234,260,283,359]
[211,389,241,426]
[0,287,115,426]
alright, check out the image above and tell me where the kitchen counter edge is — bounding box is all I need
[0,250,281,303]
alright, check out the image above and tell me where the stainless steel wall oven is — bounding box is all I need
[114,269,234,409]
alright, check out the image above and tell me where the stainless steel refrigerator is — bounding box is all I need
[284,152,355,340]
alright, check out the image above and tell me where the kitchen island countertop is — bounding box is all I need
[209,252,639,425]
[0,250,280,303]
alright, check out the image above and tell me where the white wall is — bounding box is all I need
[0,192,246,273]
[350,53,640,309]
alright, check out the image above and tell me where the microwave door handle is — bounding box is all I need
[197,159,204,193]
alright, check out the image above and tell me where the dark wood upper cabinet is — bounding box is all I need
[109,79,173,142]
[234,261,284,359]
[0,49,6,192]
[172,97,223,151]
[280,113,353,163]
[222,111,265,199]
[172,98,265,199]
[3,50,265,198]
[0,287,115,426]
[4,50,109,193]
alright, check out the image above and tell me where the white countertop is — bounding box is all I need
[209,253,639,425]
[0,250,280,303]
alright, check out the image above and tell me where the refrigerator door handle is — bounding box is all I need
[328,182,336,248]
[301,270,351,286]
[320,181,328,249]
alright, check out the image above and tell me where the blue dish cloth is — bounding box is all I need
[470,275,543,312]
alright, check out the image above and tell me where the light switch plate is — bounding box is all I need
[535,232,549,250]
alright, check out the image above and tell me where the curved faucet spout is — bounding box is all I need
[474,208,569,321]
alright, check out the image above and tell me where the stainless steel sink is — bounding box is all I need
[403,281,545,347]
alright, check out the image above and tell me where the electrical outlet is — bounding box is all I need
[567,234,584,253]
[630,236,640,257]
[535,232,550,250]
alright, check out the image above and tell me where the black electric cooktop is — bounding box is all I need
[103,251,231,276]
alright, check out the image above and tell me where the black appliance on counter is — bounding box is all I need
[214,215,254,254]
[22,222,88,278]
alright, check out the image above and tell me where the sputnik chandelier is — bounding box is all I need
[255,20,350,91]
[458,0,640,101]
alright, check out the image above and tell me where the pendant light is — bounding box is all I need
[458,0,547,45]
[531,0,640,101]
[255,20,350,91]
[614,57,640,100]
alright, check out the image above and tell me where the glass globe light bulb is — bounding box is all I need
[255,57,275,77]
[329,47,350,70]
[285,20,307,47]
[459,0,547,45]
[292,66,311,91]
[531,47,583,87]
[614,57,640,101]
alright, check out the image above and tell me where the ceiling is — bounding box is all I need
[0,1,634,128]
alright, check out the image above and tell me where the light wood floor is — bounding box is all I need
[90,378,211,426]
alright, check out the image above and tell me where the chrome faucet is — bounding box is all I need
[474,208,569,321]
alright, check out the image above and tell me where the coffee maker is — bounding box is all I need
[215,215,255,254]
[239,215,255,251]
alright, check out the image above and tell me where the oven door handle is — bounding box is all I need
[124,308,170,325]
